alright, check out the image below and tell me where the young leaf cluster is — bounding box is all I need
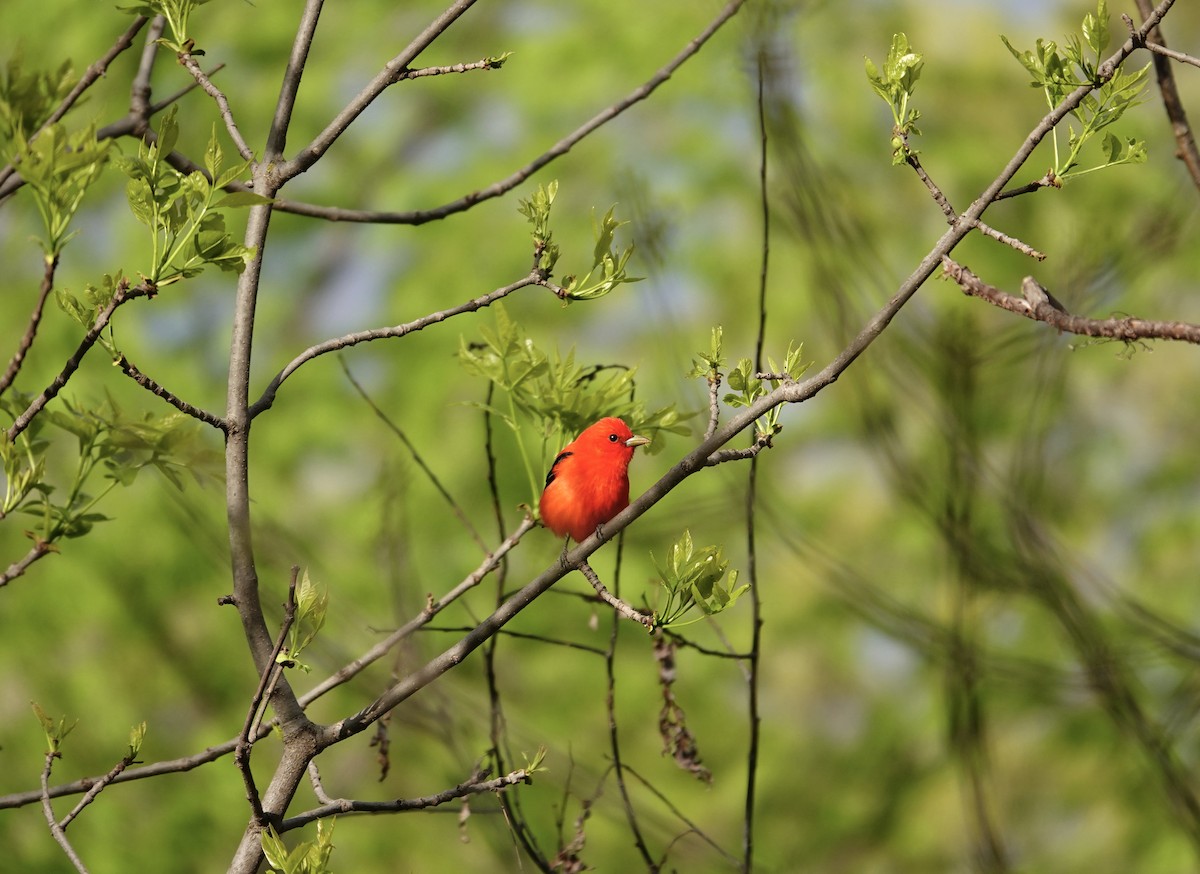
[652,530,747,629]
[0,55,75,141]
[6,124,109,258]
[119,0,214,54]
[560,205,641,301]
[517,180,561,275]
[516,181,640,301]
[865,33,924,164]
[687,325,726,386]
[0,392,220,543]
[458,303,686,503]
[31,702,77,755]
[723,342,808,438]
[113,105,264,287]
[261,819,335,874]
[1001,0,1147,181]
[277,570,328,673]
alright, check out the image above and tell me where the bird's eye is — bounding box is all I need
[608,433,619,442]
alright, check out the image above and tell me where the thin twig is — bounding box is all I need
[394,57,507,80]
[906,154,1045,260]
[57,747,139,832]
[234,567,301,825]
[1141,40,1200,69]
[115,354,227,430]
[248,273,541,417]
[297,518,536,708]
[306,761,334,804]
[0,255,58,396]
[1128,2,1200,192]
[278,767,531,831]
[742,47,769,874]
[704,430,774,466]
[604,535,658,869]
[270,0,751,223]
[5,280,156,443]
[40,753,90,874]
[340,357,487,552]
[0,541,56,589]
[281,0,483,179]
[178,53,256,163]
[578,561,654,630]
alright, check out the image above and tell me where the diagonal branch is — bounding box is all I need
[114,353,227,430]
[40,753,89,874]
[281,0,481,180]
[248,273,541,418]
[268,0,750,224]
[178,53,256,163]
[0,255,58,397]
[5,280,157,443]
[319,0,1180,752]
[1129,1,1200,192]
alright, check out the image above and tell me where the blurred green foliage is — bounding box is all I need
[1,1,1200,872]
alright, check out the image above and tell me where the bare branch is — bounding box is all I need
[942,257,1200,345]
[234,567,300,825]
[297,516,536,708]
[395,56,507,80]
[0,541,56,589]
[5,280,157,443]
[1128,2,1200,192]
[114,353,227,431]
[281,0,482,179]
[178,53,256,163]
[248,273,541,418]
[270,0,751,224]
[278,766,531,831]
[0,255,58,397]
[40,753,89,874]
[906,154,1045,260]
[578,560,654,630]
[57,747,139,833]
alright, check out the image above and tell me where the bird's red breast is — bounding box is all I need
[539,417,650,543]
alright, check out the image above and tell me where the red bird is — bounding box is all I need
[539,417,650,543]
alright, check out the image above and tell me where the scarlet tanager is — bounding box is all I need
[539,417,650,543]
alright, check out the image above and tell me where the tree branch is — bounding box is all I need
[234,567,300,825]
[280,0,482,180]
[942,257,1200,345]
[114,353,227,430]
[0,255,58,397]
[577,560,654,629]
[268,0,750,224]
[1128,1,1200,192]
[40,752,89,874]
[278,766,531,831]
[178,52,256,163]
[248,273,541,418]
[5,279,156,443]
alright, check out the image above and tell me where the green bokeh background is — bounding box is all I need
[3,0,1200,870]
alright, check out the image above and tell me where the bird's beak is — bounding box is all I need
[625,435,651,449]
